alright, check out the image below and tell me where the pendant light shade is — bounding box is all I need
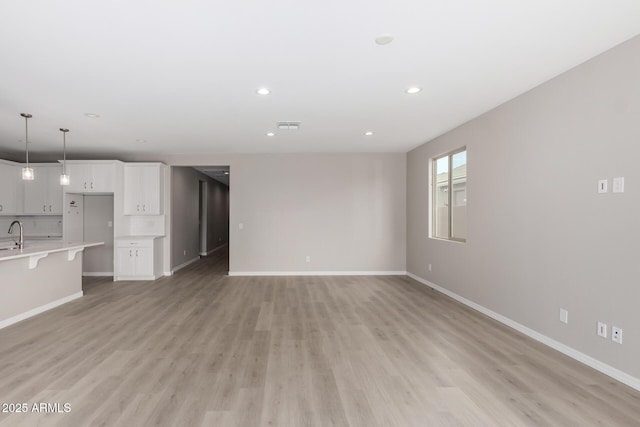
[20,113,34,180]
[59,128,70,186]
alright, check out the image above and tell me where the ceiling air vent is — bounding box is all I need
[277,121,301,130]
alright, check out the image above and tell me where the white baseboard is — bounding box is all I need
[171,257,200,274]
[406,272,640,392]
[0,292,83,330]
[114,275,160,281]
[228,270,407,277]
[200,243,228,257]
[82,272,113,277]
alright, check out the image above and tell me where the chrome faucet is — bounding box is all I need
[8,220,24,249]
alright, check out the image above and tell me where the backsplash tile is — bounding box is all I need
[0,216,63,239]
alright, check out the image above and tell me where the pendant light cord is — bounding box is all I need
[59,128,69,178]
[62,131,66,174]
[20,113,32,167]
[24,115,29,166]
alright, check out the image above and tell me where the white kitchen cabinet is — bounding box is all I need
[0,163,19,215]
[123,164,163,215]
[116,244,151,277]
[23,165,63,215]
[66,162,114,193]
[115,237,162,280]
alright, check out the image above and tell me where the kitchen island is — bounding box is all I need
[0,241,103,329]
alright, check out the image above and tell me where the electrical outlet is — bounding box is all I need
[597,322,607,338]
[559,309,569,324]
[612,327,623,344]
[428,264,432,271]
[613,177,625,193]
[183,249,187,256]
[305,256,311,263]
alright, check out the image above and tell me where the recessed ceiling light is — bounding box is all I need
[375,34,394,45]
[136,139,148,143]
[257,88,271,95]
[84,113,100,118]
[266,132,275,137]
[364,131,374,136]
[406,87,421,94]
[224,171,230,175]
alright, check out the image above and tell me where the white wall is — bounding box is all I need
[407,35,640,380]
[229,154,405,273]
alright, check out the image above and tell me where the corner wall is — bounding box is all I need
[407,36,640,380]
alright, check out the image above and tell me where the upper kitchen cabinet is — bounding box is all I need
[65,161,115,193]
[23,164,63,215]
[0,161,20,215]
[123,164,164,215]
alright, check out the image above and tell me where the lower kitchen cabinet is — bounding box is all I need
[115,237,162,280]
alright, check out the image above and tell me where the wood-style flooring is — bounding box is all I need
[1,247,639,426]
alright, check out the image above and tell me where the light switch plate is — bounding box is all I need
[559,308,569,324]
[598,179,608,193]
[597,321,607,338]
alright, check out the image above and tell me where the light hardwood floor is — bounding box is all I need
[1,247,639,426]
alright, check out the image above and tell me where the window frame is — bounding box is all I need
[430,146,467,243]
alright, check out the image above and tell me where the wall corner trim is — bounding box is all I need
[228,271,407,277]
[406,272,640,392]
[0,292,83,330]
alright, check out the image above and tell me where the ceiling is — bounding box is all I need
[194,166,230,186]
[1,1,640,160]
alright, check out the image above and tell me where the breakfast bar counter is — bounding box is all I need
[0,241,103,329]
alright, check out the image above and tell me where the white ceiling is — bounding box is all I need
[1,1,640,160]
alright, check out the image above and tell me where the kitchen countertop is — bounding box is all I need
[0,241,104,263]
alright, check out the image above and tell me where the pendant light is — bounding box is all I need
[59,128,70,185]
[20,113,34,180]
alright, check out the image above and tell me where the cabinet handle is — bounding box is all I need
[0,204,3,212]
[91,182,94,189]
[135,250,139,257]
[43,204,46,212]
[84,182,87,189]
[137,204,140,212]
[143,204,146,212]
[49,205,52,212]
[129,249,132,257]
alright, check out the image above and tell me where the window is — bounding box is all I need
[432,148,467,242]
